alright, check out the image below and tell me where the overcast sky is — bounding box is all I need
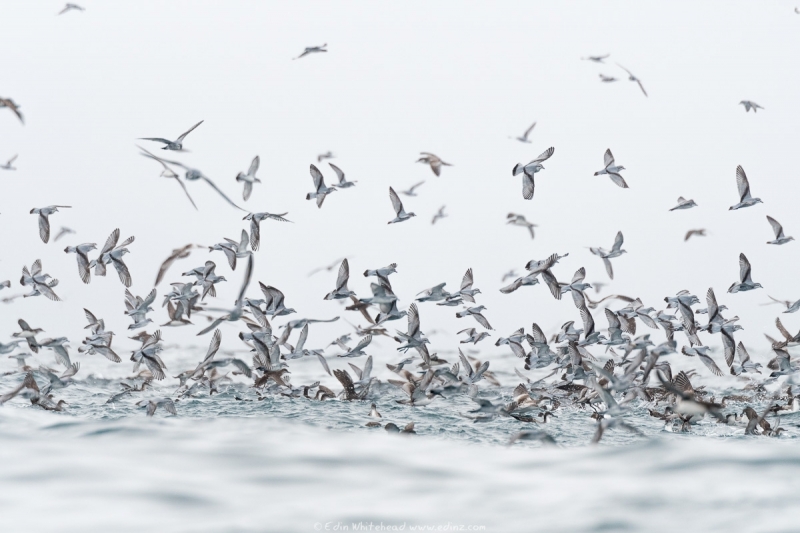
[1,1,799,360]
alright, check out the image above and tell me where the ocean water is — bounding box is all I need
[1,346,798,533]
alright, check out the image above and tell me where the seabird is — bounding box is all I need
[317,151,334,162]
[0,154,17,170]
[235,156,261,201]
[511,146,555,200]
[0,98,23,123]
[137,397,177,417]
[684,229,706,241]
[387,187,416,224]
[766,216,794,245]
[598,74,618,83]
[20,260,60,301]
[30,205,71,243]
[728,253,762,293]
[243,212,292,251]
[615,63,647,96]
[58,4,84,15]
[306,164,337,208]
[670,197,697,211]
[155,244,201,285]
[64,243,97,284]
[506,213,537,239]
[328,163,356,188]
[739,101,763,113]
[417,153,452,177]
[139,120,204,151]
[514,122,536,143]
[90,228,135,287]
[729,166,763,210]
[589,231,627,279]
[53,226,75,242]
[324,258,356,300]
[594,149,628,188]
[399,181,425,197]
[455,306,493,330]
[582,54,609,63]
[431,206,447,225]
[458,328,490,345]
[293,44,327,60]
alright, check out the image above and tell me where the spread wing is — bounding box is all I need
[603,149,614,168]
[461,268,474,291]
[739,253,752,283]
[101,228,120,254]
[736,165,751,200]
[389,187,404,215]
[310,164,324,191]
[532,146,554,164]
[766,216,784,239]
[328,163,345,184]
[522,173,535,200]
[248,155,260,176]
[38,214,50,243]
[336,259,350,289]
[176,120,204,143]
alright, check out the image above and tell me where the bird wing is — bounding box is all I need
[242,181,253,201]
[310,164,324,190]
[766,216,785,239]
[100,229,120,254]
[389,187,404,216]
[636,79,648,97]
[407,303,420,337]
[336,259,350,290]
[36,281,61,301]
[249,218,261,251]
[248,155,260,176]
[580,306,595,337]
[522,173,535,200]
[200,175,245,211]
[532,146,555,164]
[697,352,723,376]
[37,214,50,243]
[605,308,621,330]
[739,253,752,284]
[603,149,615,168]
[328,163,345,184]
[612,231,624,253]
[608,173,629,188]
[571,267,586,284]
[522,122,536,139]
[473,313,493,330]
[736,342,751,365]
[736,165,751,200]
[705,288,719,323]
[353,334,372,352]
[316,352,332,376]
[76,250,91,284]
[176,120,204,143]
[461,268,474,291]
[541,269,561,300]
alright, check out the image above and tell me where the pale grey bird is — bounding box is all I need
[740,101,763,113]
[511,146,555,200]
[431,205,447,225]
[140,150,240,211]
[338,335,372,358]
[196,253,254,336]
[324,259,356,300]
[728,253,762,293]
[138,145,198,210]
[0,97,23,124]
[399,181,425,197]
[670,197,697,211]
[328,163,356,188]
[125,288,157,330]
[598,74,618,83]
[685,229,707,241]
[764,296,800,314]
[729,166,762,210]
[0,154,17,170]
[457,268,481,303]
[458,328,490,345]
[501,270,517,282]
[514,122,536,143]
[766,216,794,245]
[594,149,628,188]
[12,319,43,353]
[155,244,202,285]
[259,283,296,316]
[64,243,96,284]
[30,206,71,243]
[293,44,327,60]
[417,153,452,177]
[38,337,72,367]
[388,187,416,224]
[236,156,261,201]
[53,226,75,242]
[58,3,84,15]
[317,151,334,163]
[499,273,539,294]
[416,282,450,303]
[306,164,337,208]
[589,231,627,279]
[208,229,250,270]
[363,263,397,286]
[137,397,177,417]
[682,346,723,377]
[139,120,204,151]
[456,306,493,330]
[616,63,647,97]
[243,211,291,251]
[20,260,60,301]
[582,54,609,63]
[506,213,537,239]
[90,228,135,287]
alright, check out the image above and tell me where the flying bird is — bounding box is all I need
[739,101,763,113]
[513,122,536,143]
[0,98,23,123]
[30,206,71,243]
[684,229,707,241]
[293,44,327,60]
[431,206,447,225]
[90,228,135,287]
[729,166,762,210]
[766,216,794,245]
[590,231,627,280]
[235,156,261,201]
[728,253,762,293]
[155,244,201,285]
[139,120,204,151]
[511,146,555,200]
[582,54,609,63]
[670,197,697,211]
[388,187,415,224]
[417,153,452,177]
[399,181,425,197]
[243,212,292,251]
[306,164,337,208]
[328,163,356,188]
[506,213,537,239]
[64,243,97,284]
[0,154,17,170]
[594,149,628,188]
[58,3,84,15]
[53,227,75,242]
[616,64,647,96]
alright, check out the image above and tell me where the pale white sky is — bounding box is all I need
[1,1,799,361]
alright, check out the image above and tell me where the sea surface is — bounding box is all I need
[1,346,798,533]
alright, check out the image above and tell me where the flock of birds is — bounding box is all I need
[1,15,799,446]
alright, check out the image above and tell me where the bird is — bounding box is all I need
[317,151,334,162]
[590,231,627,279]
[514,122,536,143]
[670,197,697,211]
[328,163,356,188]
[506,213,537,239]
[399,181,425,197]
[455,306,493,330]
[729,166,763,210]
[582,54,609,63]
[387,187,415,224]
[598,74,617,83]
[235,156,261,201]
[416,153,452,177]
[594,149,628,188]
[763,296,800,314]
[431,206,447,225]
[456,268,481,303]
[306,164,337,208]
[243,212,292,251]
[739,101,763,113]
[0,154,17,170]
[53,227,75,242]
[615,64,647,96]
[90,228,135,287]
[728,253,762,293]
[30,206,71,243]
[155,244,201,285]
[508,430,557,446]
[138,147,225,211]
[139,120,204,151]
[458,328,490,345]
[324,259,355,300]
[766,216,794,245]
[0,98,24,123]
[64,243,96,284]
[511,146,555,200]
[293,44,327,60]
[125,288,157,330]
[685,229,707,241]
[20,260,60,301]
[58,4,84,15]
[208,230,251,271]
[136,398,177,417]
